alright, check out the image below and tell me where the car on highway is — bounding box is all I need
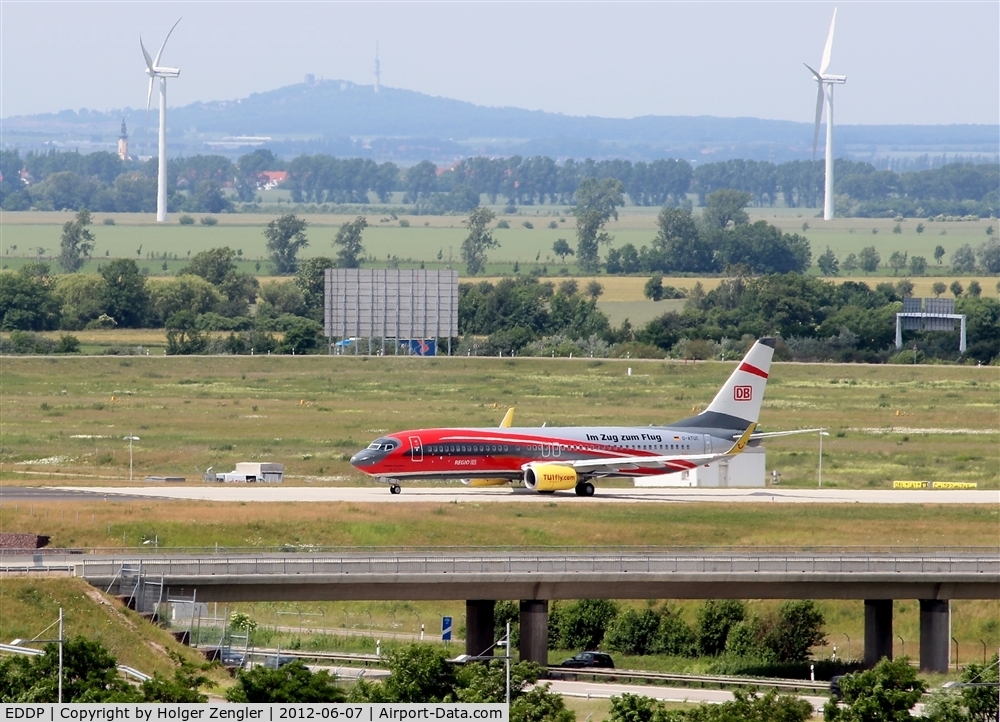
[559,651,615,669]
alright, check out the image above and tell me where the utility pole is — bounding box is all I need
[58,607,64,703]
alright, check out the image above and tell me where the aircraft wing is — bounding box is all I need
[741,427,827,440]
[559,424,756,475]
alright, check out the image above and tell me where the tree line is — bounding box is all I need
[2,147,995,217]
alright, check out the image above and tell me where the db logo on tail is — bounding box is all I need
[734,385,753,401]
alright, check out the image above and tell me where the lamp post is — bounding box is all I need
[818,430,830,487]
[447,621,511,705]
[123,435,140,481]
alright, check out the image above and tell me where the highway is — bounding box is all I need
[34,484,1000,504]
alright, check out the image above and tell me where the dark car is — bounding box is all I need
[829,675,845,701]
[559,652,615,669]
[264,654,296,669]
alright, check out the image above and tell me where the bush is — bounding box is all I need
[696,600,746,656]
[178,215,195,225]
[555,599,620,651]
[496,220,510,229]
[55,334,81,353]
[102,217,115,225]
[199,216,218,226]
[522,221,533,229]
[605,607,661,655]
[398,219,410,227]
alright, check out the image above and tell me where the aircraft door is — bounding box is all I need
[408,436,424,462]
[705,435,712,453]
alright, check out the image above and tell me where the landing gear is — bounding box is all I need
[575,481,595,497]
[389,484,401,495]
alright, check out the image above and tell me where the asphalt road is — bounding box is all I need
[25,485,998,504]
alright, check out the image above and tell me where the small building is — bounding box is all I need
[213,462,284,483]
[633,446,766,488]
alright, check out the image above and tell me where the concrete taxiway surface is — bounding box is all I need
[27,485,999,504]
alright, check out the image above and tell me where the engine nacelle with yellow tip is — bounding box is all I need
[523,464,578,492]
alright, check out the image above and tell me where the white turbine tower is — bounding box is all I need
[804,8,846,221]
[141,18,182,223]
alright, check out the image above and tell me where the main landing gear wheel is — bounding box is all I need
[389,484,401,495]
[575,482,595,497]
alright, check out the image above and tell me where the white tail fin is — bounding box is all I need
[700,338,775,428]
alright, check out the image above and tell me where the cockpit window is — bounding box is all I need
[368,437,399,452]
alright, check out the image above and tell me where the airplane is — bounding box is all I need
[351,337,780,495]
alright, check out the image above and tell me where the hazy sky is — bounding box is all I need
[2,1,997,125]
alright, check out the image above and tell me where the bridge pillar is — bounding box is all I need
[863,599,893,666]
[465,600,495,658]
[519,600,548,666]
[919,599,950,673]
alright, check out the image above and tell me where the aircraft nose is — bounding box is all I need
[350,449,374,468]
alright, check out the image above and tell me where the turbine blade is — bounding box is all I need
[812,83,824,161]
[140,37,155,72]
[146,78,154,113]
[803,63,823,82]
[820,8,837,76]
[154,17,182,67]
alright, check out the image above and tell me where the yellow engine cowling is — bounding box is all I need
[462,478,509,487]
[524,464,578,492]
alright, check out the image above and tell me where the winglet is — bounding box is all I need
[499,408,515,428]
[726,423,756,455]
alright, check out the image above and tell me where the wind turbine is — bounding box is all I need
[804,8,846,221]
[141,18,182,223]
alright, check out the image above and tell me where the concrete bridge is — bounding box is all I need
[67,550,999,674]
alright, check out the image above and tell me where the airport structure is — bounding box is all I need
[68,550,1000,674]
[895,298,967,353]
[324,269,459,355]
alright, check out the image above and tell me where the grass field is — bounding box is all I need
[1,355,996,487]
[2,208,995,274]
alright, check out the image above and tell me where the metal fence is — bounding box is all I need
[75,553,1000,579]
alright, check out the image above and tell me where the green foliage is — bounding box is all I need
[605,607,661,655]
[277,317,324,355]
[552,238,574,261]
[609,688,812,722]
[230,611,258,633]
[165,311,209,355]
[652,207,715,273]
[823,657,925,722]
[55,334,80,353]
[950,280,964,298]
[644,275,665,301]
[178,215,195,225]
[461,207,499,275]
[697,600,746,656]
[352,645,455,703]
[951,244,976,273]
[817,247,839,276]
[908,255,927,276]
[455,660,540,703]
[58,209,96,273]
[101,258,148,328]
[555,598,620,651]
[0,266,60,331]
[140,656,210,702]
[264,214,310,275]
[966,280,982,297]
[0,636,140,702]
[510,684,575,722]
[574,177,624,272]
[333,216,369,269]
[701,189,753,230]
[932,281,947,297]
[227,660,345,703]
[858,246,880,273]
[765,601,826,663]
[200,216,218,226]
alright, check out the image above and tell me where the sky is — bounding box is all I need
[1,1,997,126]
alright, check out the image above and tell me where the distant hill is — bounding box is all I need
[3,79,997,164]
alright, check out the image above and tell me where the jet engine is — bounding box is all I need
[523,464,578,492]
[461,478,509,487]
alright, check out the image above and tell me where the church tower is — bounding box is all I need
[117,118,130,161]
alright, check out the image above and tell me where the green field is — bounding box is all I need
[1,208,994,274]
[0,355,996,487]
